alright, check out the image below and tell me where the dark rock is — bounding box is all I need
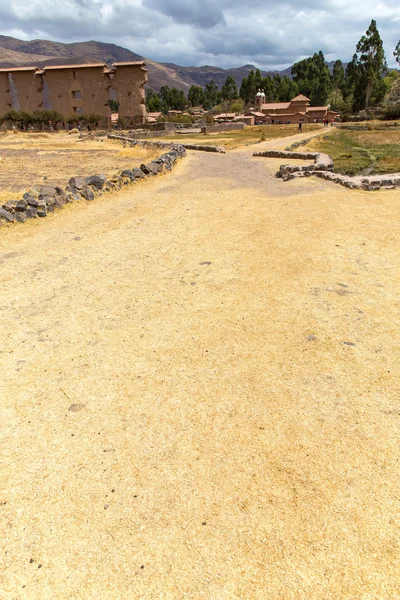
[23,192,38,207]
[140,163,153,175]
[121,169,134,180]
[140,163,158,176]
[15,199,27,212]
[81,185,95,201]
[85,175,106,189]
[40,195,56,207]
[2,200,18,213]
[15,212,26,223]
[0,207,15,222]
[39,185,57,197]
[25,207,37,219]
[132,168,145,179]
[55,194,67,208]
[149,161,162,173]
[69,176,85,190]
[37,209,47,218]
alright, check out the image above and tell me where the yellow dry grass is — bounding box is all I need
[0,132,160,201]
[0,133,399,598]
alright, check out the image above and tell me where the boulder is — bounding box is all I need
[2,200,18,213]
[23,192,38,207]
[37,209,47,218]
[0,207,15,222]
[132,168,145,179]
[69,176,85,190]
[140,163,155,175]
[25,207,37,219]
[15,212,26,223]
[39,185,57,197]
[149,161,162,173]
[121,169,134,180]
[55,194,67,208]
[40,195,56,207]
[85,174,106,189]
[81,185,95,201]
[15,199,27,212]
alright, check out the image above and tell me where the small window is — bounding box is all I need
[73,106,83,114]
[73,71,76,80]
[72,90,81,99]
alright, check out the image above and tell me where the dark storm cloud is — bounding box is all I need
[143,0,225,28]
[0,0,399,68]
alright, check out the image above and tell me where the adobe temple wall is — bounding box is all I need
[0,62,148,125]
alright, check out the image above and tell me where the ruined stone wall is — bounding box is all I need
[0,69,42,113]
[111,65,147,125]
[0,64,147,124]
[43,66,110,118]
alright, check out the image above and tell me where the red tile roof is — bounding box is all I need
[261,102,291,110]
[291,94,310,102]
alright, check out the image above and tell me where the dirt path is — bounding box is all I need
[1,135,399,599]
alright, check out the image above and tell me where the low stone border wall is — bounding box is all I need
[253,148,400,191]
[0,146,186,226]
[200,123,245,134]
[314,171,400,191]
[285,136,318,151]
[109,134,226,153]
[182,143,226,153]
[254,150,333,180]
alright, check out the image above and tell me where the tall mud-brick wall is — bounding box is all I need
[0,68,42,113]
[43,65,110,118]
[111,62,148,125]
[0,62,148,125]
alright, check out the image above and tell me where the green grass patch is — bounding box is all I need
[306,129,400,176]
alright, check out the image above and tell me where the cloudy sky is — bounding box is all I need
[1,0,399,69]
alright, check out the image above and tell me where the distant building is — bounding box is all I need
[212,113,237,123]
[0,62,148,126]
[255,91,338,124]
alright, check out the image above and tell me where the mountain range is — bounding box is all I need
[0,35,294,92]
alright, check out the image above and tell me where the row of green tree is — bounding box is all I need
[146,20,400,116]
[146,78,239,113]
[0,109,103,128]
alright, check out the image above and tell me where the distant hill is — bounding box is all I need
[0,35,339,93]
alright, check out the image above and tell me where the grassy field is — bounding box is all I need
[164,123,322,150]
[0,131,160,204]
[304,126,400,176]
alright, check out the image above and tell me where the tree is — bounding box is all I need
[188,85,205,107]
[159,86,187,112]
[221,75,238,101]
[146,89,161,112]
[331,59,346,109]
[204,80,219,109]
[291,51,332,105]
[394,41,400,65]
[354,19,388,109]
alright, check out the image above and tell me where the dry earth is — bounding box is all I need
[1,131,400,599]
[0,132,159,201]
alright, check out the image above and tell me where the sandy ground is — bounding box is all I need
[1,131,400,599]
